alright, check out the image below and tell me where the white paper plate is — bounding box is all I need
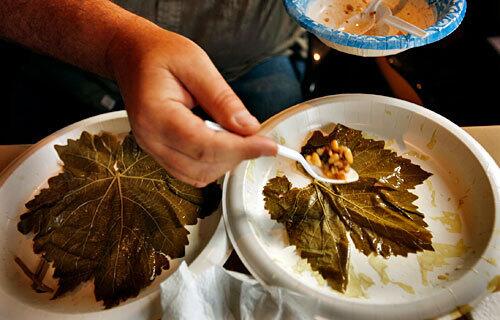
[223,94,500,319]
[0,111,231,320]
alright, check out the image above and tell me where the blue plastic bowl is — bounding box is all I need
[284,0,467,56]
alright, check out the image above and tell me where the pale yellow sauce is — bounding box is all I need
[425,179,437,208]
[487,275,500,293]
[417,239,468,286]
[432,211,462,233]
[368,254,415,294]
[426,129,438,150]
[403,150,430,161]
[294,259,328,286]
[345,265,375,298]
[482,257,497,266]
[245,159,256,183]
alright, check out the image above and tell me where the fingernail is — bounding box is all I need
[262,140,278,156]
[234,111,260,128]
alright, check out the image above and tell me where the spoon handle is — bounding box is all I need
[366,0,383,12]
[383,15,428,37]
[204,120,225,132]
[276,145,303,162]
[205,120,301,161]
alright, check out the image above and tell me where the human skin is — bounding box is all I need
[1,0,277,187]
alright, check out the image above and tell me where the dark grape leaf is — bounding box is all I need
[264,124,433,292]
[18,132,221,308]
[263,176,350,291]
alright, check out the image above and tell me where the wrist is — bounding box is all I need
[105,14,161,81]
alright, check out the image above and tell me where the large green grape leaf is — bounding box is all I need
[18,132,220,308]
[264,124,433,292]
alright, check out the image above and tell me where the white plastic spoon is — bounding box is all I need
[338,0,382,35]
[374,3,428,37]
[204,120,359,184]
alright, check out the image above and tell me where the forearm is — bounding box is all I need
[0,0,145,77]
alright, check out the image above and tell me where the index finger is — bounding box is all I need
[152,100,276,163]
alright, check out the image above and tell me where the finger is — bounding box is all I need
[151,134,276,186]
[157,160,208,188]
[207,133,278,162]
[151,142,229,186]
[128,132,202,186]
[170,46,260,136]
[149,100,276,162]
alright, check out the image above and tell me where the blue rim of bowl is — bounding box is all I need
[283,0,467,51]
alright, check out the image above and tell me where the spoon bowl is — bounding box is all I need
[276,144,359,184]
[338,0,382,34]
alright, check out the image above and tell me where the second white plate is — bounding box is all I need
[224,94,500,320]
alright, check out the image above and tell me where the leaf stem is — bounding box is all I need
[14,256,53,293]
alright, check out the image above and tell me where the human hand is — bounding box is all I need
[107,18,277,187]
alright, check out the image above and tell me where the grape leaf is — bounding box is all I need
[18,131,221,308]
[263,176,350,291]
[264,124,433,292]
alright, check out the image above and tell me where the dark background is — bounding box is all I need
[0,0,498,145]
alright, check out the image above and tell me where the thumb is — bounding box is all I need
[171,48,260,136]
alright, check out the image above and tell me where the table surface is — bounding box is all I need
[1,125,499,320]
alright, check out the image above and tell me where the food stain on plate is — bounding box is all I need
[487,275,500,293]
[345,265,374,298]
[294,258,327,287]
[450,304,473,318]
[425,179,437,207]
[403,150,430,161]
[275,168,285,176]
[368,255,415,294]
[432,211,462,233]
[457,192,469,208]
[245,159,256,183]
[383,138,396,150]
[481,257,497,266]
[437,273,449,281]
[427,129,438,150]
[417,239,469,286]
[272,131,287,146]
[279,136,286,145]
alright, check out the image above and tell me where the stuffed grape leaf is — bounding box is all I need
[264,124,433,292]
[18,132,221,308]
